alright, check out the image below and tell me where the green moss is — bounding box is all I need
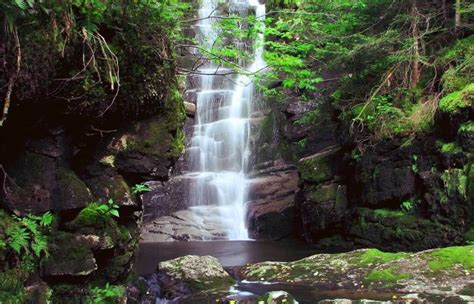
[357,249,409,266]
[70,204,108,229]
[428,246,474,271]
[57,168,92,208]
[365,268,411,287]
[371,208,406,219]
[439,83,473,113]
[299,157,333,183]
[439,142,462,154]
[309,184,337,203]
[459,121,474,134]
[298,149,340,183]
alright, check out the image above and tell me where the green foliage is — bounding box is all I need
[400,200,414,213]
[294,110,320,125]
[87,283,125,304]
[439,36,474,94]
[441,169,467,198]
[4,212,54,258]
[72,199,120,230]
[131,183,152,195]
[94,199,120,219]
[411,155,419,173]
[0,211,54,302]
[439,142,463,154]
[459,121,474,133]
[428,246,474,271]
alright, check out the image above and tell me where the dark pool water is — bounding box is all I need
[135,240,319,276]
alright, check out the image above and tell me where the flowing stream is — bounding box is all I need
[186,0,266,239]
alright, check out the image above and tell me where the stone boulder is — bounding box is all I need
[41,232,97,278]
[156,255,235,299]
[1,150,92,214]
[258,291,297,304]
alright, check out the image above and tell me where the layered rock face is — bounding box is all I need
[246,160,299,240]
[250,90,473,251]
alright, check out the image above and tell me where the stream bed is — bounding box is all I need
[135,241,396,303]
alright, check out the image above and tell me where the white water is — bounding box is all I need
[186,0,266,240]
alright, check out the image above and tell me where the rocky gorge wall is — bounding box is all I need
[247,88,473,252]
[0,5,188,298]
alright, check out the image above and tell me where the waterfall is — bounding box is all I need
[186,0,266,240]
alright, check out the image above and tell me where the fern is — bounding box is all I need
[40,212,54,227]
[7,226,29,255]
[131,183,152,194]
[31,234,48,258]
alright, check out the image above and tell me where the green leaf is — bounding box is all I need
[109,210,120,218]
[97,205,109,212]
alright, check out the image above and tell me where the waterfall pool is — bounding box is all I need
[135,241,396,304]
[135,240,318,276]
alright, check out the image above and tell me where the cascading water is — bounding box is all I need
[186,0,266,240]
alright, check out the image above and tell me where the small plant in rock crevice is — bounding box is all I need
[87,283,125,304]
[96,199,120,218]
[131,183,152,194]
[2,212,54,258]
[411,155,419,173]
[400,200,414,213]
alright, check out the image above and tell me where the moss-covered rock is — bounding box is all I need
[257,291,297,304]
[42,232,97,277]
[56,168,93,210]
[349,208,461,251]
[240,246,474,302]
[298,146,341,183]
[156,255,235,299]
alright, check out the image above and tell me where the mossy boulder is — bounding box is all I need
[0,151,93,214]
[240,246,474,302]
[156,255,235,299]
[257,291,297,304]
[114,90,185,182]
[42,232,97,277]
[56,168,93,210]
[83,163,135,208]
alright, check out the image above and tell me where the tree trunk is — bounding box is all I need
[411,0,421,89]
[455,0,462,28]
